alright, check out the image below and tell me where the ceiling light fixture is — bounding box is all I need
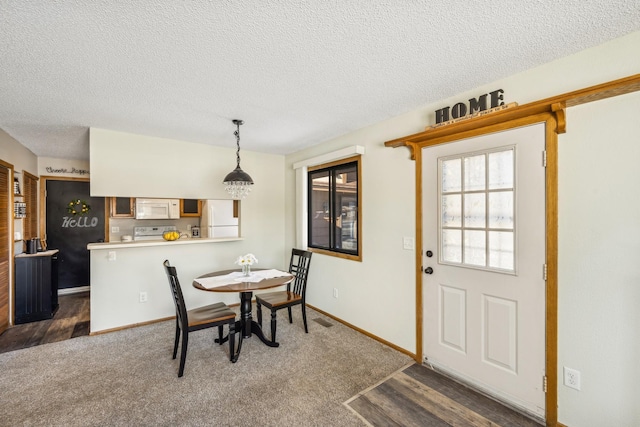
[223,119,254,199]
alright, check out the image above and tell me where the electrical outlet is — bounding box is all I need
[139,292,148,303]
[107,251,116,261]
[111,226,119,233]
[564,367,581,390]
[333,288,338,298]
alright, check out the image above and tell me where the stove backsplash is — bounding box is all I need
[109,217,199,242]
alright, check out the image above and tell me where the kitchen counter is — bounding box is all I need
[89,235,255,334]
[87,237,243,250]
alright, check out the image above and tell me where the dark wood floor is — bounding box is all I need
[347,363,544,427]
[0,291,90,354]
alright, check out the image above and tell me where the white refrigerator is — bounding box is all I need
[200,199,239,238]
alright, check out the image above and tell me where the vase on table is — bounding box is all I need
[242,264,251,276]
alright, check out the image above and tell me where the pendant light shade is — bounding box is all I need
[223,119,254,199]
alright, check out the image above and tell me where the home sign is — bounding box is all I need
[432,89,516,128]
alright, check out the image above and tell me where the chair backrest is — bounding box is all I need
[288,249,312,298]
[163,260,188,329]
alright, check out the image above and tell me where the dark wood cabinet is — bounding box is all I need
[110,197,134,217]
[180,199,202,217]
[14,250,59,324]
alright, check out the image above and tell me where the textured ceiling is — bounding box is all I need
[1,1,638,160]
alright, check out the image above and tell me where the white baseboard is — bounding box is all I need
[58,286,90,295]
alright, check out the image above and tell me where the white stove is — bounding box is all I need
[133,225,177,241]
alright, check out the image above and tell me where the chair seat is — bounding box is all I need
[255,291,302,309]
[187,303,236,328]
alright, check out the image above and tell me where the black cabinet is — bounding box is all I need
[14,250,59,324]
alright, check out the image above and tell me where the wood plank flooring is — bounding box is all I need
[346,363,544,427]
[0,291,89,354]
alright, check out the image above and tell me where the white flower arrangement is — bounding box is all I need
[235,253,258,266]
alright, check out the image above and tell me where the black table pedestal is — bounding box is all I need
[239,291,279,347]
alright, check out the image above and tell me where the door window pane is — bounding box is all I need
[439,147,515,273]
[489,231,514,270]
[442,229,462,263]
[442,159,462,193]
[488,191,514,229]
[464,230,486,266]
[442,194,461,227]
[464,193,486,228]
[489,150,514,189]
[464,155,486,191]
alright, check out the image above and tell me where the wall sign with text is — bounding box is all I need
[45,166,90,176]
[431,89,517,128]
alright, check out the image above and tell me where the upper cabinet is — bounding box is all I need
[180,199,202,217]
[109,198,202,218]
[110,197,134,218]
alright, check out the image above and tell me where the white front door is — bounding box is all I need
[423,123,546,418]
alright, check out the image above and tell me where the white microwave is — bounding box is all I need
[135,198,180,219]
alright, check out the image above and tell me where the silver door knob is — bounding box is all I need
[424,267,433,274]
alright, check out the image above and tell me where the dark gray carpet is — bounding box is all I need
[0,307,411,426]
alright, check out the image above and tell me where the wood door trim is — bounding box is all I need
[416,115,558,425]
[385,73,640,153]
[0,163,13,332]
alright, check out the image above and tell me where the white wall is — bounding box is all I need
[89,127,275,200]
[285,31,640,425]
[88,126,286,258]
[0,129,38,176]
[90,239,288,333]
[557,91,640,426]
[286,127,418,353]
[0,130,39,242]
[88,128,287,332]
[1,131,39,250]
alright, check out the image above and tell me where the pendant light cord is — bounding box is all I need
[232,119,245,168]
[234,125,241,168]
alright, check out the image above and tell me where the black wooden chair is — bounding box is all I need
[255,249,312,343]
[163,260,239,377]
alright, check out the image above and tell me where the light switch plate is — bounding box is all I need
[403,237,414,250]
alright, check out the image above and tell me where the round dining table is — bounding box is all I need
[193,268,293,348]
